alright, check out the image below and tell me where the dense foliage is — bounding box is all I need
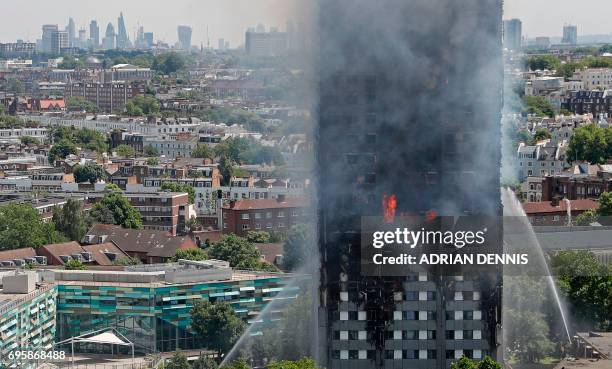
[567,124,612,164]
[73,162,107,183]
[0,203,65,250]
[190,300,246,357]
[90,193,142,229]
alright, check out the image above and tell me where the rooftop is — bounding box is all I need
[223,197,306,211]
[523,199,599,214]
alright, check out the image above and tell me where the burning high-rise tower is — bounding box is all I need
[316,0,503,368]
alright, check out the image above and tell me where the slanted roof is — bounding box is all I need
[0,247,37,262]
[223,197,306,211]
[81,331,130,345]
[82,243,129,266]
[39,241,83,264]
[83,224,197,258]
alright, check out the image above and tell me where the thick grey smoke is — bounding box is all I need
[316,0,503,367]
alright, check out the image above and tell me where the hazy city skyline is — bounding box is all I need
[1,1,612,47]
[0,0,301,47]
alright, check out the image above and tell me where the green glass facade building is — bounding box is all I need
[55,275,294,354]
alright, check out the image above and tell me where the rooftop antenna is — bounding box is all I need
[207,26,210,49]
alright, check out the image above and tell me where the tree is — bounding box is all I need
[450,356,502,369]
[105,183,123,192]
[190,300,246,357]
[567,124,608,164]
[208,234,262,270]
[173,248,207,261]
[144,145,160,157]
[66,96,99,113]
[161,182,195,204]
[146,157,159,166]
[1,79,24,93]
[58,55,85,69]
[185,216,199,234]
[192,144,215,159]
[115,144,135,158]
[192,355,218,369]
[153,52,186,74]
[20,136,40,145]
[64,259,86,270]
[532,128,551,142]
[573,208,599,226]
[551,251,612,330]
[73,162,107,184]
[165,351,191,369]
[219,156,234,186]
[522,96,555,117]
[555,62,582,80]
[52,198,89,241]
[283,225,313,271]
[125,95,160,116]
[246,231,270,243]
[450,356,477,369]
[48,139,77,163]
[90,192,142,229]
[527,55,561,71]
[268,358,320,369]
[598,191,612,216]
[221,360,250,369]
[0,203,65,250]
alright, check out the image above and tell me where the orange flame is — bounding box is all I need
[383,193,397,223]
[425,210,437,221]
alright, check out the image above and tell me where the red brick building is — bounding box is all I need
[221,196,307,236]
[522,198,599,226]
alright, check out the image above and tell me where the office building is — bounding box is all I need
[66,17,76,47]
[503,19,522,51]
[103,22,116,49]
[245,29,288,57]
[89,20,99,48]
[317,0,503,368]
[50,30,69,54]
[562,24,578,45]
[177,25,193,51]
[144,32,154,48]
[52,261,296,354]
[116,12,130,49]
[41,24,58,53]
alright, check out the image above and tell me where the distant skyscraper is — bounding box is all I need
[90,20,100,48]
[144,32,154,48]
[67,17,76,47]
[103,23,116,50]
[177,25,193,51]
[503,19,522,51]
[562,24,578,45]
[51,30,69,54]
[218,38,226,51]
[41,24,58,54]
[116,12,130,49]
[78,28,87,48]
[256,23,265,33]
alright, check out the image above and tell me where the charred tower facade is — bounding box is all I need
[317,1,503,368]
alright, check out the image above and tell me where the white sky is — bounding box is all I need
[0,0,610,45]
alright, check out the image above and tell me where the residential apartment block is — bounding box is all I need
[221,196,306,236]
[64,81,145,113]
